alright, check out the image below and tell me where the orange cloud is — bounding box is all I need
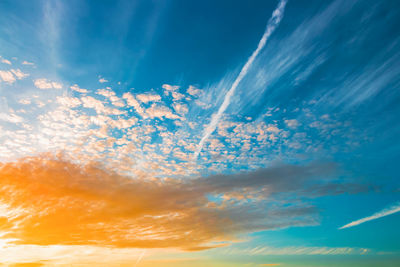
[9,263,44,267]
[0,155,229,250]
[0,155,357,250]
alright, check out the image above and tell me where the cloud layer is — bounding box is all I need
[0,155,361,250]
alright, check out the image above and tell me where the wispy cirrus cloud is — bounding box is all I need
[221,245,371,256]
[339,202,400,229]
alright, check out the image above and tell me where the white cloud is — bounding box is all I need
[97,88,115,98]
[0,70,16,83]
[187,85,202,96]
[10,69,29,80]
[162,84,179,91]
[36,100,46,108]
[0,69,28,84]
[56,96,81,108]
[146,104,180,120]
[195,100,212,109]
[173,103,188,115]
[266,125,280,133]
[123,92,145,117]
[285,119,300,128]
[160,83,185,100]
[97,88,124,107]
[99,78,108,83]
[34,78,62,89]
[0,113,23,123]
[81,96,105,113]
[136,93,161,103]
[1,58,11,65]
[109,117,138,129]
[70,84,88,93]
[22,60,35,66]
[18,99,31,105]
[171,91,185,101]
[339,202,400,229]
[163,84,180,97]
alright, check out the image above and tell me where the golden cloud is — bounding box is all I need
[0,155,358,250]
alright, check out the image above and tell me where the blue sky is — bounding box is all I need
[0,0,399,266]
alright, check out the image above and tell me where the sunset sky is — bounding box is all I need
[0,0,400,266]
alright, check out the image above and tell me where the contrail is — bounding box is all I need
[134,249,146,267]
[194,0,288,159]
[339,202,400,229]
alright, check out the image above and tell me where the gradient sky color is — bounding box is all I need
[0,0,399,266]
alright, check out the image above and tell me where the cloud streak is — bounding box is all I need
[194,0,288,158]
[339,202,400,229]
[222,245,371,256]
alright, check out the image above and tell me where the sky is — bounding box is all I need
[0,0,399,266]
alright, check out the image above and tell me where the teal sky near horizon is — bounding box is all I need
[0,0,399,266]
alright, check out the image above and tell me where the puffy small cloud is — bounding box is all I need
[109,117,138,129]
[0,69,27,84]
[187,85,202,96]
[97,89,124,107]
[56,96,81,108]
[173,103,189,115]
[18,99,31,105]
[97,88,115,98]
[136,93,161,103]
[162,84,179,91]
[105,107,125,116]
[0,70,16,83]
[11,69,29,80]
[123,92,145,117]
[81,96,105,113]
[146,104,181,120]
[70,84,88,94]
[285,119,300,128]
[1,58,12,65]
[36,101,46,108]
[195,100,212,109]
[171,91,185,101]
[163,84,180,97]
[22,60,35,66]
[266,125,280,133]
[99,77,108,83]
[34,79,62,90]
[0,113,23,123]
